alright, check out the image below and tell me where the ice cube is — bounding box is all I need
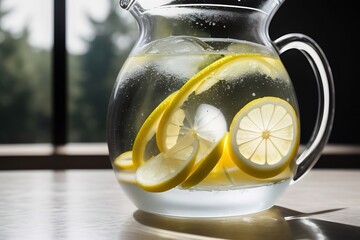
[142,36,212,54]
[227,41,274,57]
[141,36,218,79]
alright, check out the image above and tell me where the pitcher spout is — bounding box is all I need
[119,0,136,10]
[119,0,286,50]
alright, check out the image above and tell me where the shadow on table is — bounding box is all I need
[119,206,360,240]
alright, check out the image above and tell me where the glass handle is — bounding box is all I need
[274,33,335,183]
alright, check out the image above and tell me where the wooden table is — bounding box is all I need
[0,169,359,239]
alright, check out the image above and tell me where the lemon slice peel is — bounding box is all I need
[181,133,228,189]
[114,151,135,170]
[132,91,178,167]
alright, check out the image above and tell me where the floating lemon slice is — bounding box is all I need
[136,133,199,192]
[132,92,178,167]
[114,151,135,170]
[229,97,300,178]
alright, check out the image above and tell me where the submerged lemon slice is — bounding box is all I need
[114,151,136,184]
[132,92,178,167]
[181,133,228,188]
[229,97,300,178]
[136,133,199,192]
[114,151,134,170]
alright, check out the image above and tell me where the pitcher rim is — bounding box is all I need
[120,0,285,14]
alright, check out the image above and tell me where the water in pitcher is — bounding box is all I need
[108,36,300,216]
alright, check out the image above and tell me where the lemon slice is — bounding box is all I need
[229,97,299,178]
[212,133,237,173]
[132,92,178,167]
[136,133,199,192]
[114,151,135,170]
[113,151,136,184]
[181,133,227,188]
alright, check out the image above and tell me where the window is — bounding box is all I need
[67,0,137,143]
[0,0,137,169]
[0,0,52,144]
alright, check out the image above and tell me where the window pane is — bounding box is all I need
[67,0,137,142]
[0,0,52,143]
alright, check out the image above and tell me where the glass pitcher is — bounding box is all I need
[107,0,335,217]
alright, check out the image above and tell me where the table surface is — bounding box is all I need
[0,169,359,240]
